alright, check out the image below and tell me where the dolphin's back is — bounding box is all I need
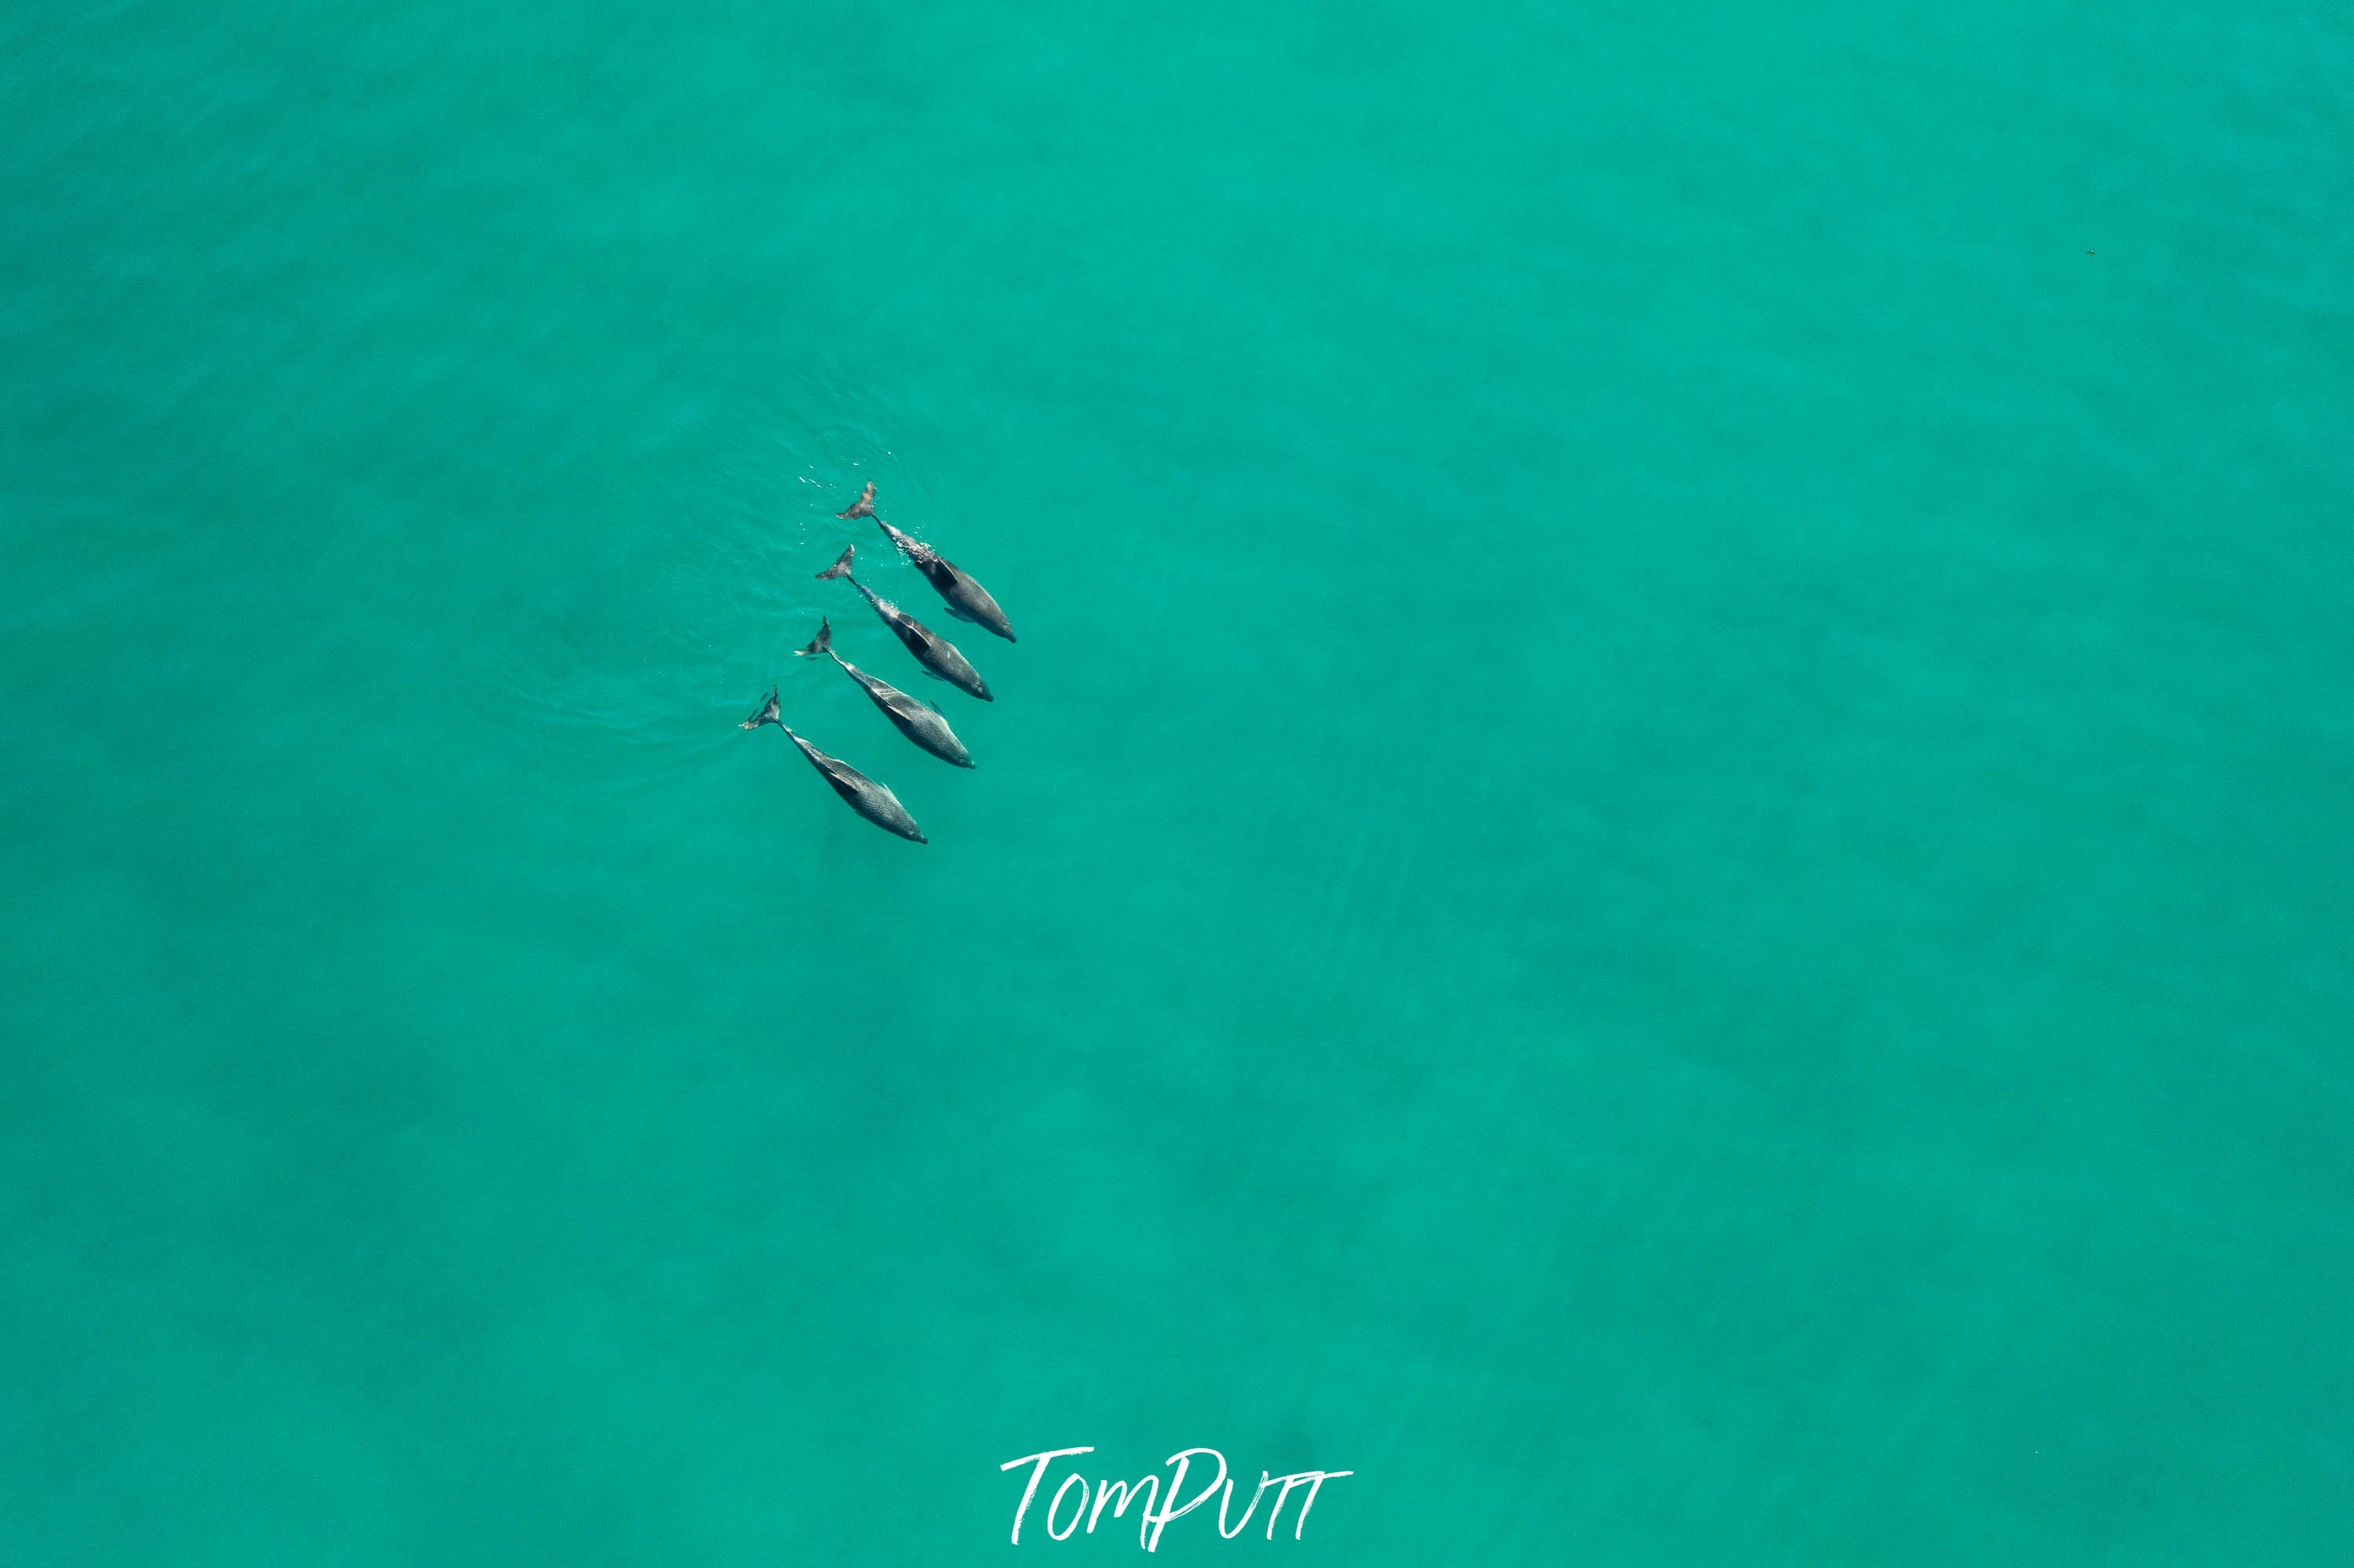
[938,569,1013,642]
[823,567,992,700]
[877,520,1016,643]
[818,761,925,841]
[785,729,926,841]
[824,766,925,841]
[843,664,973,767]
[879,605,991,702]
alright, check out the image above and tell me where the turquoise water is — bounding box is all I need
[5,1,2351,1561]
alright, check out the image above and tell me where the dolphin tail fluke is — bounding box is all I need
[739,686,780,729]
[816,545,855,581]
[794,618,833,658]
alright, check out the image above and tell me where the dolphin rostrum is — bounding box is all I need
[796,618,973,768]
[874,517,1016,643]
[837,481,876,520]
[815,545,992,702]
[740,685,927,842]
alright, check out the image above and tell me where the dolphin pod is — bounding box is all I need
[739,481,1013,844]
[740,686,927,843]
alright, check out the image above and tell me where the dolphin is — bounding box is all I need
[796,618,973,768]
[740,685,927,843]
[815,545,992,701]
[874,518,1016,643]
[837,481,876,520]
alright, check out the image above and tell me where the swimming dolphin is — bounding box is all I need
[796,618,973,768]
[837,481,875,520]
[740,685,927,842]
[815,545,992,702]
[873,518,1016,643]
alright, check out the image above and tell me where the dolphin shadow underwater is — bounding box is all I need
[740,686,927,843]
[796,617,973,768]
[816,545,992,702]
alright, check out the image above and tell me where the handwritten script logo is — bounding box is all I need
[1001,1447,1352,1551]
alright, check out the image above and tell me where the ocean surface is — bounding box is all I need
[5,2,2350,1562]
